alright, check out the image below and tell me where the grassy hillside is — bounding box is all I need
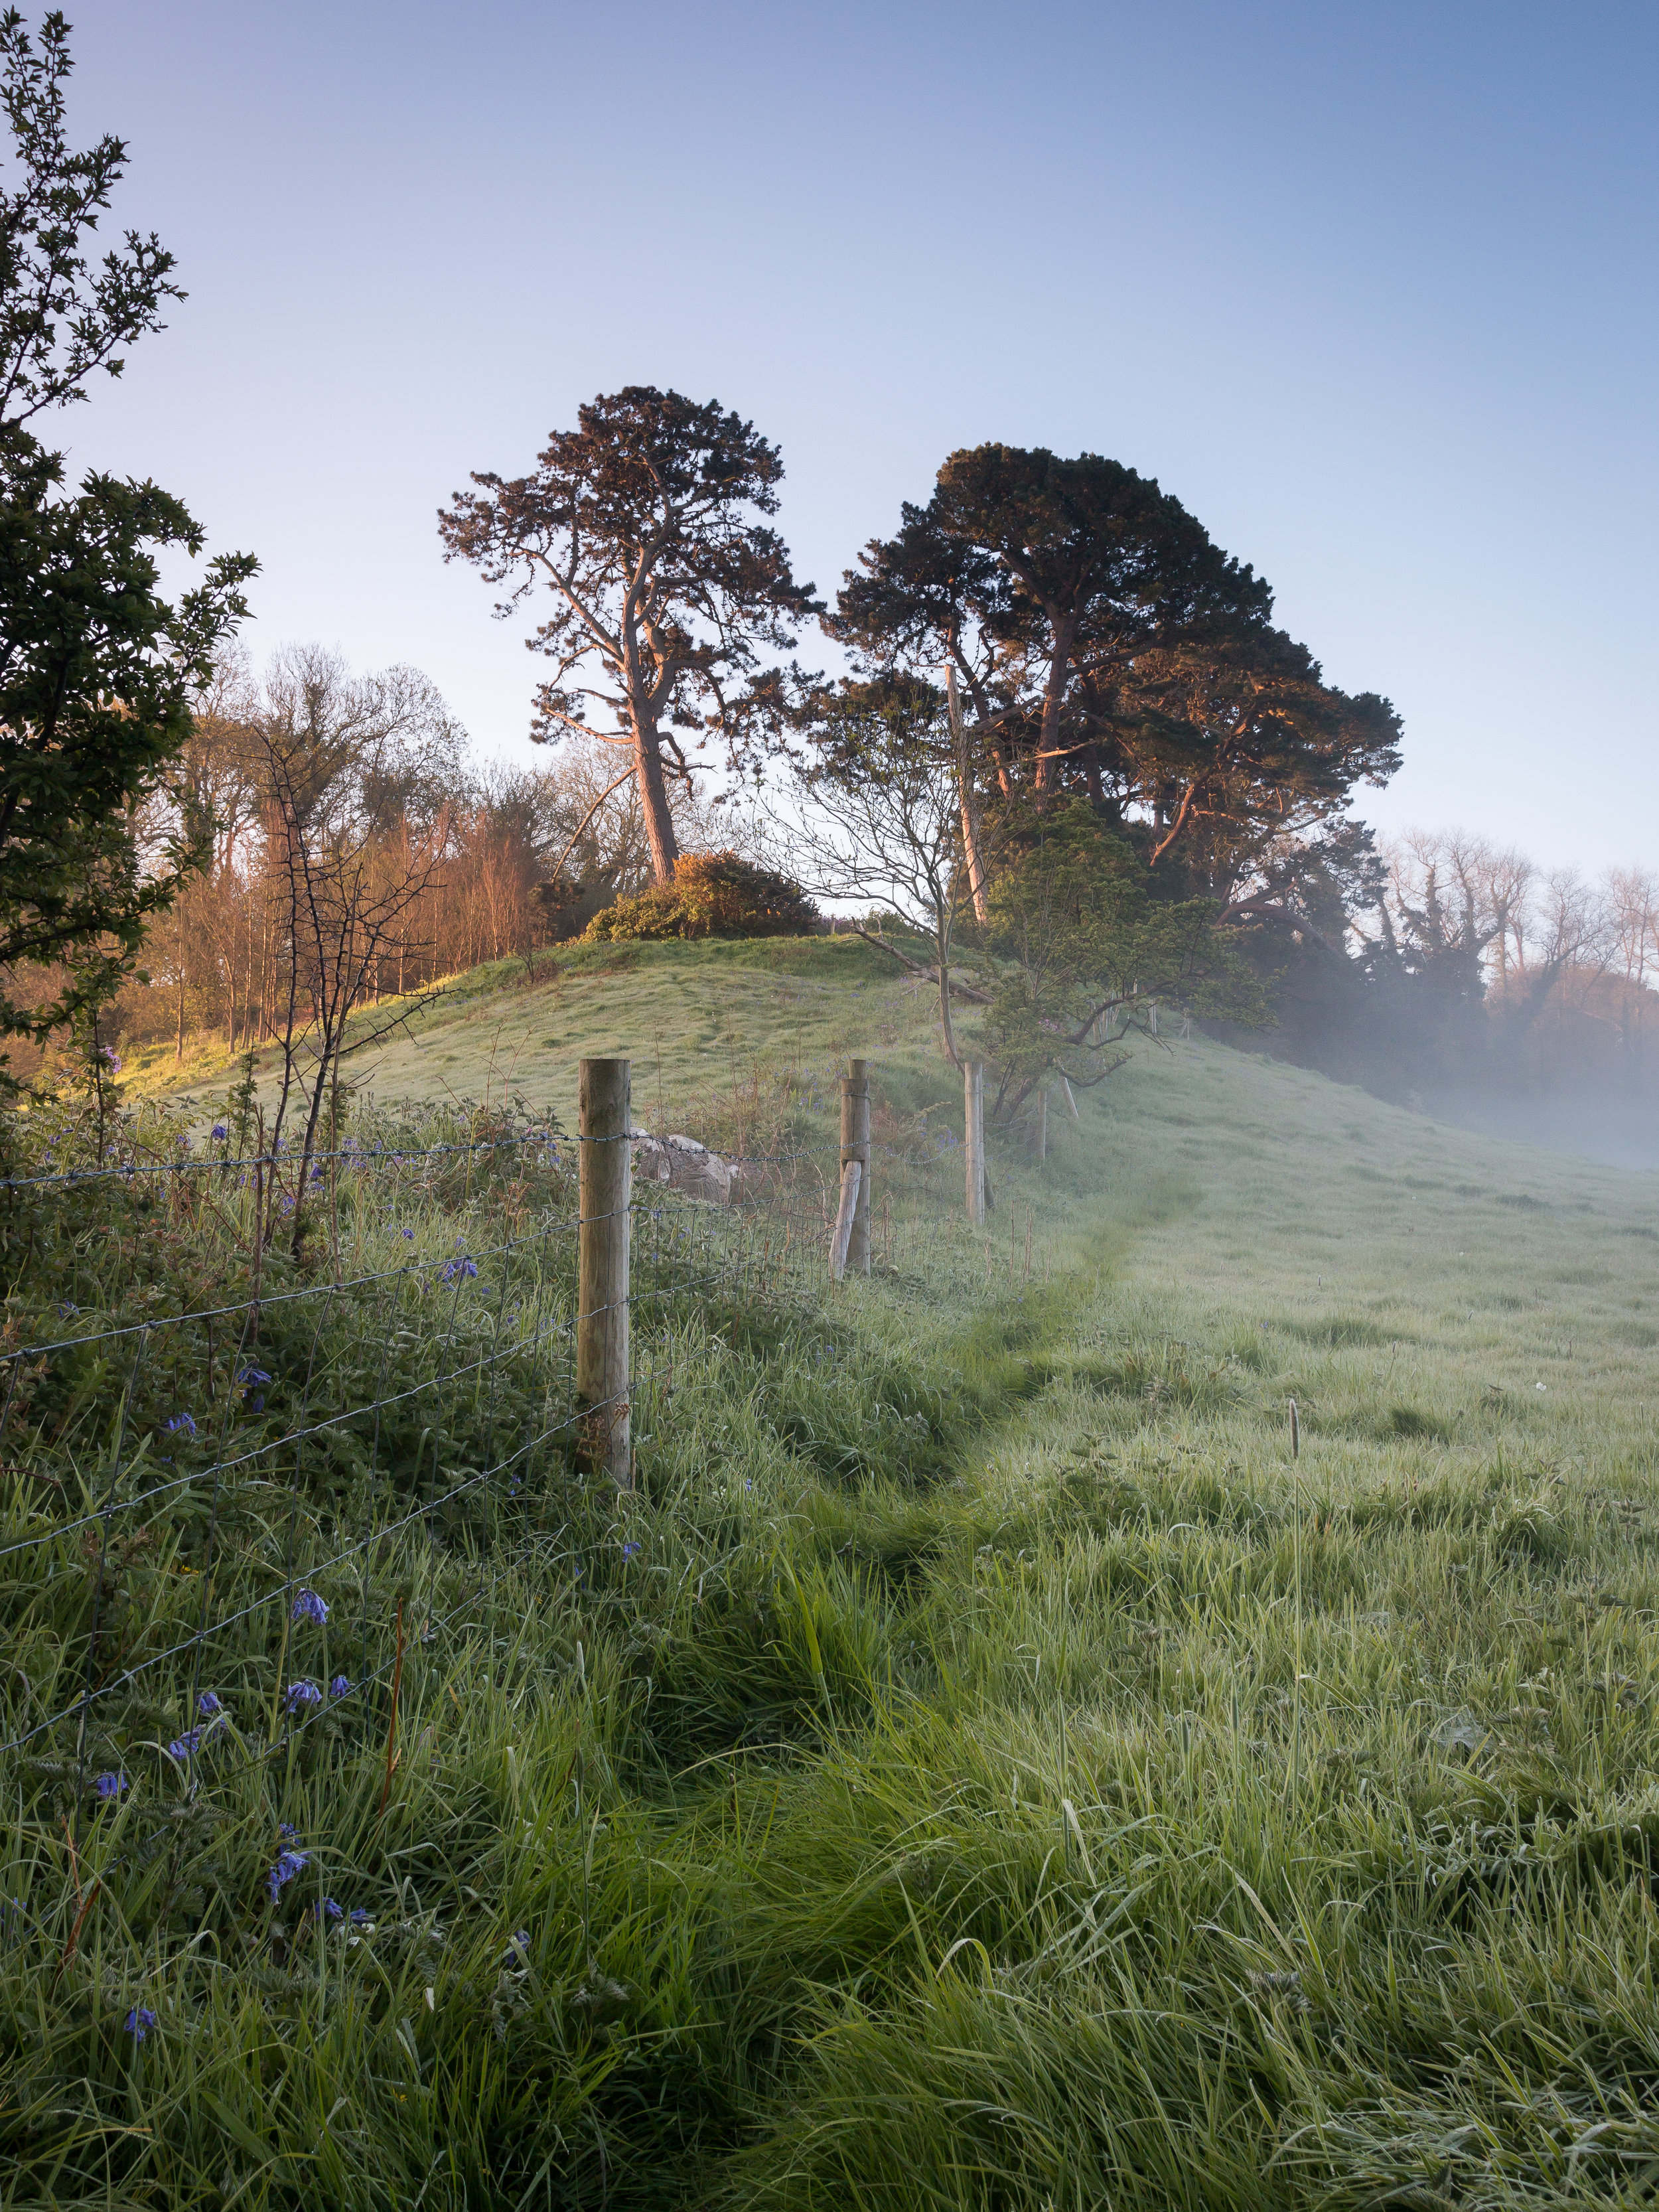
[6,938,1659,2209]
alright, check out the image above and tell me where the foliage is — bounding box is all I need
[828,442,1400,905]
[0,9,253,1053]
[439,386,819,884]
[977,800,1268,1108]
[583,849,817,941]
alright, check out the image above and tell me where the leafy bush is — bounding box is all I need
[584,851,816,941]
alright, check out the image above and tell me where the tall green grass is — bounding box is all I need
[5,966,1659,2207]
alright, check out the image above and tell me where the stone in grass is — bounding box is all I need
[630,1132,740,1205]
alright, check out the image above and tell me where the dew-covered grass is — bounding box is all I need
[5,952,1659,2207]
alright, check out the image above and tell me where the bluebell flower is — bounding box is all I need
[278,1824,299,1842]
[163,1412,197,1439]
[311,1165,324,1182]
[94,1771,127,1800]
[101,1046,122,1073]
[317,1897,343,1921]
[329,1674,351,1698]
[348,1906,372,1925]
[125,2005,157,2041]
[283,1679,323,1713]
[502,1929,531,1964]
[441,1256,479,1284]
[236,1366,271,1388]
[57,1300,78,1317]
[291,1588,328,1625]
[168,1727,202,1761]
[401,1228,414,1240]
[620,1540,641,1561]
[267,1847,308,1902]
[210,1124,228,1142]
[197,1690,224,1718]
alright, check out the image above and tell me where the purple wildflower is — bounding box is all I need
[210,1124,228,1142]
[163,1412,197,1439]
[278,1824,299,1842]
[167,1728,202,1761]
[283,1680,323,1713]
[317,1897,343,1921]
[94,1771,127,1800]
[125,2005,157,2041]
[502,1929,531,1964]
[620,1540,641,1561]
[291,1588,328,1626]
[441,1255,479,1284]
[267,1848,308,1903]
[197,1691,223,1718]
[401,1227,414,1240]
[348,1906,372,1926]
[328,1674,351,1698]
[236,1366,271,1388]
[101,1046,122,1073]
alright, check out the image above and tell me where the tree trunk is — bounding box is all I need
[946,665,987,925]
[633,718,680,884]
[1034,614,1076,798]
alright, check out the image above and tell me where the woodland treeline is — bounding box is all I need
[1254,830,1659,1105]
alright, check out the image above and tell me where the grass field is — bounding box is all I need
[6,938,1659,2209]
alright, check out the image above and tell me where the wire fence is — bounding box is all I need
[0,1065,878,1894]
[0,1046,1062,1915]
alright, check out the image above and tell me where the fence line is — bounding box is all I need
[0,1053,884,1818]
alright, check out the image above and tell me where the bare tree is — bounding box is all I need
[794,678,1002,1067]
[254,650,457,1251]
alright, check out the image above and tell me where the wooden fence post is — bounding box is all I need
[841,1060,871,1276]
[830,1159,861,1280]
[577,1057,631,1488]
[1034,1084,1047,1164]
[965,1059,985,1226]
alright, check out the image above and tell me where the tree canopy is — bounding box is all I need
[828,442,1399,908]
[439,385,818,885]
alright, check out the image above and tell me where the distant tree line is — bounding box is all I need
[15,644,708,1080]
[1228,828,1659,1104]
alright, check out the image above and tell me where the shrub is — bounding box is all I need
[583,851,817,941]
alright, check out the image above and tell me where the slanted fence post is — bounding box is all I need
[577,1056,631,1488]
[965,1060,985,1226]
[830,1157,861,1280]
[841,1059,871,1276]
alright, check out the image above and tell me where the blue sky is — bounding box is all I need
[56,1,1658,871]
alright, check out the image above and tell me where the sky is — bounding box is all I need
[50,0,1659,875]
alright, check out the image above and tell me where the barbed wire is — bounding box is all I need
[0,1128,867,1779]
